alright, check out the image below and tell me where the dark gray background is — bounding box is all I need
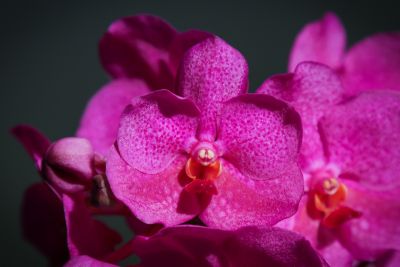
[1,0,399,265]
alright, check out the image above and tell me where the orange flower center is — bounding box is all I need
[307,177,362,228]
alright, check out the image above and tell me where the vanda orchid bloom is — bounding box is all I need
[289,12,400,96]
[258,61,400,266]
[64,226,329,267]
[107,36,304,230]
[13,15,211,265]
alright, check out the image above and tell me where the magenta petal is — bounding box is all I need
[117,89,199,174]
[177,37,248,140]
[218,93,302,181]
[99,15,177,89]
[319,91,400,189]
[200,161,303,229]
[337,181,400,260]
[342,33,400,95]
[289,12,346,72]
[133,225,328,267]
[12,125,50,170]
[22,183,69,266]
[64,256,117,267]
[257,62,344,169]
[107,145,195,226]
[77,79,151,155]
[63,194,122,258]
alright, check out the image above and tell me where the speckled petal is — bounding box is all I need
[77,79,151,155]
[64,256,117,267]
[200,160,303,230]
[12,125,50,170]
[22,183,69,266]
[177,37,248,140]
[217,93,302,181]
[63,194,122,258]
[117,89,199,174]
[99,15,177,89]
[337,180,400,260]
[257,62,344,169]
[319,91,400,189]
[289,12,345,72]
[133,225,329,267]
[342,33,400,95]
[107,145,196,226]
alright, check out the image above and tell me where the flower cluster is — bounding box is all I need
[14,13,399,267]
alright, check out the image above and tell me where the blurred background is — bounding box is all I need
[1,0,399,265]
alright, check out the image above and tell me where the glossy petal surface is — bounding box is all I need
[342,33,400,95]
[320,91,400,189]
[77,79,151,155]
[200,161,303,230]
[117,90,199,174]
[107,146,195,226]
[177,37,248,140]
[258,62,343,169]
[63,194,122,258]
[133,225,328,267]
[289,12,345,72]
[12,125,50,170]
[218,93,302,181]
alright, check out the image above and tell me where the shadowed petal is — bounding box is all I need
[99,15,177,89]
[107,145,196,226]
[77,79,151,155]
[133,225,329,267]
[342,33,400,95]
[320,91,400,189]
[200,161,303,230]
[177,37,248,140]
[337,181,400,260]
[12,125,51,170]
[64,255,117,267]
[22,183,69,266]
[63,194,122,258]
[217,93,302,181]
[257,62,344,169]
[289,12,346,72]
[117,90,199,174]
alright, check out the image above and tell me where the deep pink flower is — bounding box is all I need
[65,226,329,267]
[13,126,123,264]
[106,36,304,230]
[77,15,211,155]
[258,62,400,265]
[289,12,400,96]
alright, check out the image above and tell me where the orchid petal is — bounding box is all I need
[133,225,329,267]
[289,12,346,72]
[107,145,196,226]
[177,37,248,140]
[12,125,50,170]
[64,255,117,267]
[77,79,151,155]
[342,33,400,95]
[117,89,199,174]
[200,161,303,229]
[257,62,343,169]
[218,93,302,181]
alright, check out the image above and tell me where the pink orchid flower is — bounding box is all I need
[106,36,304,230]
[258,62,400,266]
[65,226,329,267]
[77,15,211,155]
[289,12,400,97]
